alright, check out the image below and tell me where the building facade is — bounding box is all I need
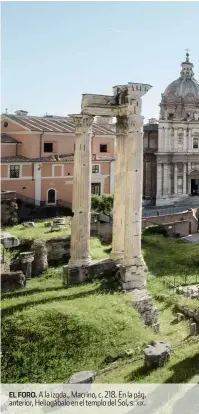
[1,113,115,207]
[2,53,198,209]
[156,52,199,206]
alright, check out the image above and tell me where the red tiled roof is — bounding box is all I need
[1,133,21,144]
[1,156,30,163]
[4,115,115,135]
[1,154,115,163]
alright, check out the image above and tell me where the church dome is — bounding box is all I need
[163,51,199,100]
[164,77,199,100]
[160,51,199,121]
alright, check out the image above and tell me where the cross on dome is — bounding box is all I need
[185,48,190,62]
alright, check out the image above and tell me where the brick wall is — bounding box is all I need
[142,210,198,236]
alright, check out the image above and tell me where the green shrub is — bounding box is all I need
[143,224,168,237]
[91,195,114,213]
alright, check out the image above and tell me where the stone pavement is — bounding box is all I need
[182,233,199,243]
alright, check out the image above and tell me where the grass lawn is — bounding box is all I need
[1,234,199,384]
[2,218,71,240]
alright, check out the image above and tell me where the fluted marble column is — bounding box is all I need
[174,163,178,194]
[183,163,187,194]
[120,87,147,290]
[68,114,94,268]
[156,163,162,197]
[163,163,168,196]
[183,129,187,152]
[111,116,128,262]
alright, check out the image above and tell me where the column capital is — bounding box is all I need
[69,114,94,133]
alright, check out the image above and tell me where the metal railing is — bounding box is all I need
[142,206,189,218]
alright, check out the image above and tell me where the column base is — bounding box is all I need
[119,256,147,291]
[110,251,124,263]
[63,259,118,287]
[63,265,89,285]
[68,257,92,269]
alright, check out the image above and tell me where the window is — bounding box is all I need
[100,144,107,153]
[92,165,99,173]
[47,189,56,204]
[91,183,101,195]
[193,138,199,149]
[44,142,53,152]
[178,133,183,145]
[10,165,20,178]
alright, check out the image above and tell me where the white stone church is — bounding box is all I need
[156,51,199,206]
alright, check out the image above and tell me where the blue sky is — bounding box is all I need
[2,1,199,121]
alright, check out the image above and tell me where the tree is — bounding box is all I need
[91,194,114,214]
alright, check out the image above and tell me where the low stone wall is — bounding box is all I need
[142,210,198,236]
[1,198,18,226]
[11,236,71,276]
[175,303,199,324]
[91,210,198,241]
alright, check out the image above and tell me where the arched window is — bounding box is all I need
[47,188,56,204]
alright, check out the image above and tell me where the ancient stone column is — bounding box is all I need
[156,163,162,197]
[31,239,48,276]
[111,116,128,262]
[68,115,94,268]
[120,86,147,290]
[163,163,168,195]
[19,252,34,279]
[183,129,187,152]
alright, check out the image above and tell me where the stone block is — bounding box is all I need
[44,222,51,228]
[144,341,171,368]
[1,271,26,293]
[67,371,96,384]
[63,259,118,286]
[51,224,65,231]
[46,237,71,265]
[176,286,184,295]
[0,233,20,249]
[23,222,35,227]
[63,265,87,285]
[129,289,159,326]
[53,217,66,225]
[176,312,185,322]
[190,323,197,336]
[104,353,120,363]
[152,323,160,333]
[19,252,34,264]
[31,239,48,276]
[124,348,135,357]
